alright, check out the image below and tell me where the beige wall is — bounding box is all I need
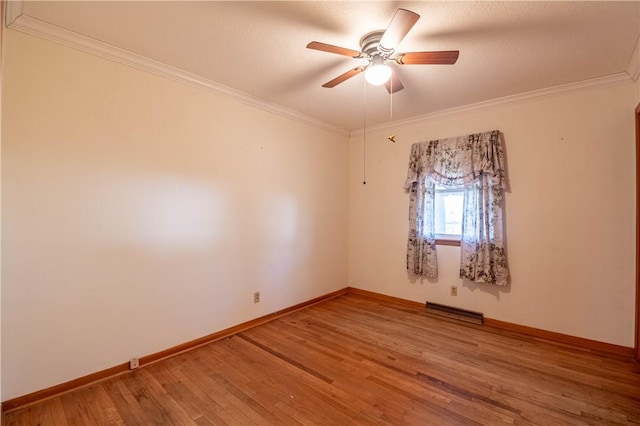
[349,81,637,347]
[1,30,349,400]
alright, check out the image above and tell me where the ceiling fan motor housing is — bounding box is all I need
[360,31,388,58]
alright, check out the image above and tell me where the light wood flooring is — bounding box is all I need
[4,293,640,425]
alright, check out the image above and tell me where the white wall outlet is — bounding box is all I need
[253,291,260,304]
[450,286,458,296]
[129,358,140,370]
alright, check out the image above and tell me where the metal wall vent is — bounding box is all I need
[425,302,483,325]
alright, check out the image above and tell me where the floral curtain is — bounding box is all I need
[404,130,509,285]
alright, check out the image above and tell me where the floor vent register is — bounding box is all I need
[425,302,484,325]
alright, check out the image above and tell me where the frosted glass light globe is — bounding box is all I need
[365,64,392,86]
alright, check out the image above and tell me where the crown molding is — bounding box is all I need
[7,14,350,137]
[351,72,634,135]
[626,36,639,82]
[7,7,636,139]
[5,0,22,26]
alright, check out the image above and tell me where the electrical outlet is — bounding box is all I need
[129,358,139,370]
[450,286,458,296]
[253,291,260,304]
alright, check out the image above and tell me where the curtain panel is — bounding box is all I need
[404,130,509,286]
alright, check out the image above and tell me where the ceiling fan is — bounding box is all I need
[307,8,459,94]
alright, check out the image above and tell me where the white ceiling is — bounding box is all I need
[8,1,640,132]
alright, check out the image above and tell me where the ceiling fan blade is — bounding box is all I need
[378,9,420,53]
[322,67,365,88]
[384,70,404,94]
[307,41,362,58]
[395,51,460,65]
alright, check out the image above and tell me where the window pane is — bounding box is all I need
[434,187,463,237]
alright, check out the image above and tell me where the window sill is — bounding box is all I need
[436,238,461,247]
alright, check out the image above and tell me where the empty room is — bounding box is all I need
[2,1,640,425]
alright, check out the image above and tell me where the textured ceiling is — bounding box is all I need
[12,1,640,132]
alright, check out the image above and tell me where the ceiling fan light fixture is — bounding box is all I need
[365,59,392,86]
[308,8,459,92]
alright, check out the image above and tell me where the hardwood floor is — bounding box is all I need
[5,293,640,425]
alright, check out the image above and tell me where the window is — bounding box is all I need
[433,185,463,244]
[405,130,508,284]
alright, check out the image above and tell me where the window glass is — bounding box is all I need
[434,186,463,238]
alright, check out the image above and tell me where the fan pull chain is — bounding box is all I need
[363,77,367,185]
[388,77,396,143]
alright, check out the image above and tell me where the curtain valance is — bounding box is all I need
[404,130,505,189]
